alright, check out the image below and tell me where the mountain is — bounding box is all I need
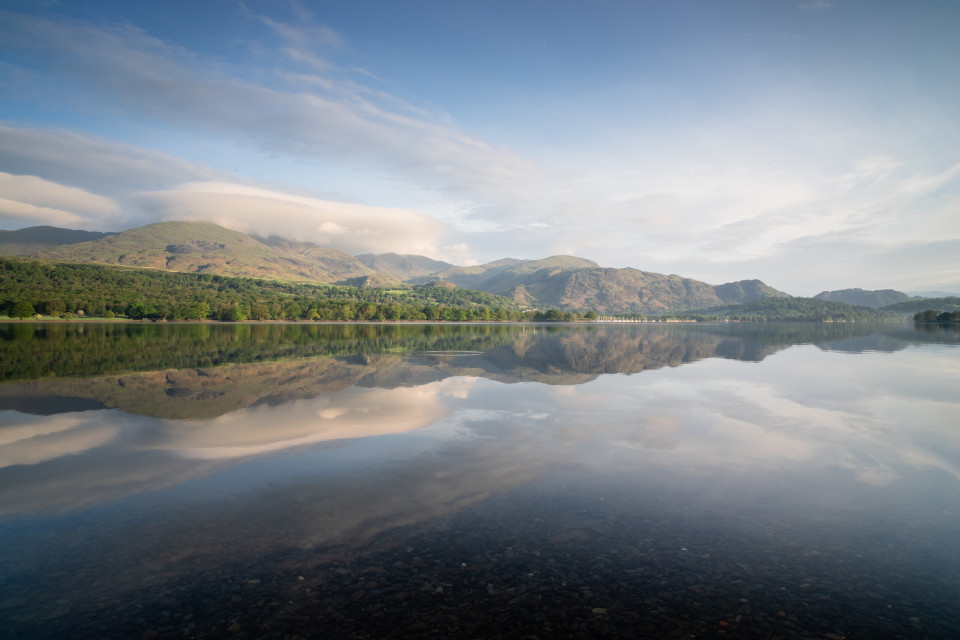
[908,290,960,298]
[411,258,529,289]
[404,255,788,314]
[252,234,377,281]
[4,221,791,314]
[716,280,789,304]
[14,222,373,283]
[0,226,114,255]
[525,269,789,314]
[814,288,915,308]
[355,252,454,279]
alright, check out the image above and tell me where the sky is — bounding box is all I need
[0,0,958,296]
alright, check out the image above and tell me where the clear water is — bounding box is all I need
[1,322,958,639]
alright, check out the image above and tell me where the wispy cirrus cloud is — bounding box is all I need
[0,10,549,215]
[0,125,217,196]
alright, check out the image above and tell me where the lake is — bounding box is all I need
[1,321,958,639]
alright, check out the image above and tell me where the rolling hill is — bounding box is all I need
[814,288,916,308]
[20,221,373,283]
[0,226,115,255]
[881,297,960,314]
[686,297,897,322]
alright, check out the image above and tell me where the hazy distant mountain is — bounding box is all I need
[813,288,915,308]
[0,226,114,255]
[411,258,530,289]
[19,221,372,283]
[355,252,454,279]
[908,290,960,299]
[881,297,960,314]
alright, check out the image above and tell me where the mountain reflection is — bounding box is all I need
[4,322,954,420]
[2,321,958,516]
[2,322,958,640]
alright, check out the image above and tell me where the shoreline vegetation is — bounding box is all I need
[0,316,909,324]
[2,321,954,387]
[0,256,948,324]
[913,310,960,324]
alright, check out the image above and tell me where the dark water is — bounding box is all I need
[1,322,959,639]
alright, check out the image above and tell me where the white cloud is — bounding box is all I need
[0,172,120,230]
[0,198,91,228]
[0,172,117,215]
[440,243,476,265]
[0,125,467,257]
[136,182,450,256]
[0,5,957,294]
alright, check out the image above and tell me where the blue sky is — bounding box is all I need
[1,0,957,295]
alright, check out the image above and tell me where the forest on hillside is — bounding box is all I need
[0,257,910,324]
[0,258,591,322]
[668,297,899,323]
[913,309,960,323]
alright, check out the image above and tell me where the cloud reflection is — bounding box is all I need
[147,384,447,459]
[1,327,957,572]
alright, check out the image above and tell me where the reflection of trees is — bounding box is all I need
[912,323,960,338]
[0,322,520,381]
[3,322,955,419]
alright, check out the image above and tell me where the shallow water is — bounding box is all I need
[1,322,959,639]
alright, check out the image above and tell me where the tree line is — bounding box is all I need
[913,309,960,323]
[659,297,898,323]
[0,258,596,322]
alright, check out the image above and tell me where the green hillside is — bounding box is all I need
[676,297,900,322]
[0,257,522,322]
[883,297,960,314]
[814,288,916,308]
[32,221,372,283]
[2,222,799,315]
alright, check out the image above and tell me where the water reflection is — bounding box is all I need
[2,324,959,514]
[1,322,959,638]
[5,322,957,418]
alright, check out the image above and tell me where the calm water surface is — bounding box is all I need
[1,322,958,639]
